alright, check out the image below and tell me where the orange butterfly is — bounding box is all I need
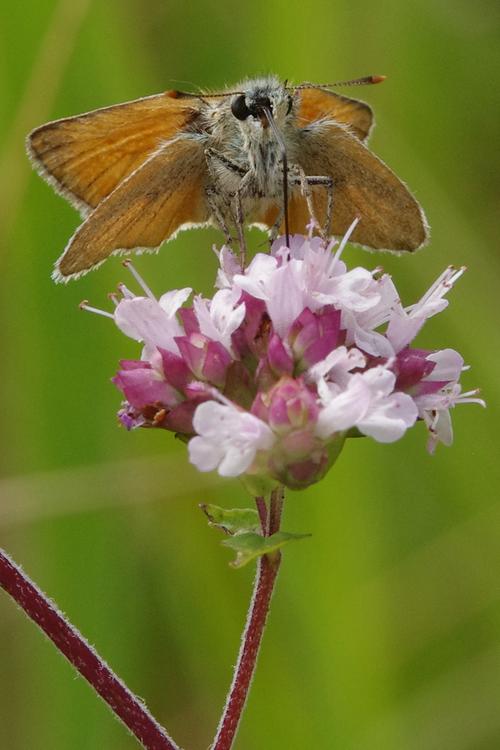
[27,75,428,281]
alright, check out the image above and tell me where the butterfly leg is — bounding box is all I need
[205,147,247,179]
[303,175,334,239]
[269,207,285,241]
[289,167,334,241]
[206,185,233,245]
[233,187,248,266]
[205,148,249,256]
[286,166,320,235]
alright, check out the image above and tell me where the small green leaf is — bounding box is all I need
[222,531,311,568]
[200,504,261,535]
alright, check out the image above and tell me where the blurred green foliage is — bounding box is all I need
[1,1,500,748]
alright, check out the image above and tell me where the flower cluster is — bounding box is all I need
[105,226,483,490]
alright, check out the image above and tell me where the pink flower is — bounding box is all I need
[83,228,483,490]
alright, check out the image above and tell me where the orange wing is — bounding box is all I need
[299,122,428,251]
[295,88,374,142]
[55,136,209,280]
[27,90,203,215]
[254,123,428,252]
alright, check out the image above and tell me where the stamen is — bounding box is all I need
[333,217,359,262]
[108,292,120,308]
[448,266,466,286]
[79,300,114,319]
[117,282,135,299]
[405,265,466,314]
[457,389,486,407]
[122,260,156,300]
[418,266,456,304]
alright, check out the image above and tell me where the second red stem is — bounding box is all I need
[211,487,284,750]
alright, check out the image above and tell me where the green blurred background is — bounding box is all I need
[1,1,500,748]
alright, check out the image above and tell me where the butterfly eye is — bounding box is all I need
[231,95,251,121]
[286,96,293,115]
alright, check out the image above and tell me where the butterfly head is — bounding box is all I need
[229,77,294,135]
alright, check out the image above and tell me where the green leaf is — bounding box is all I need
[222,531,311,568]
[200,504,261,535]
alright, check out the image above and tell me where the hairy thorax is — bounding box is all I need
[207,105,300,196]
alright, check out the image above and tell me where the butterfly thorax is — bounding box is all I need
[243,130,284,196]
[202,77,300,198]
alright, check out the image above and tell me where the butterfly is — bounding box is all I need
[27,74,428,281]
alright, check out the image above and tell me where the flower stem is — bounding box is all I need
[211,487,284,750]
[0,547,181,750]
[255,496,268,533]
[268,484,284,536]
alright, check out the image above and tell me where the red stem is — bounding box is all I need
[0,548,181,750]
[211,487,284,750]
[255,496,268,533]
[268,485,284,536]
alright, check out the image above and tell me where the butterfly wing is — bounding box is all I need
[295,88,374,142]
[27,90,203,215]
[300,122,428,250]
[254,122,428,252]
[300,124,428,251]
[55,135,209,280]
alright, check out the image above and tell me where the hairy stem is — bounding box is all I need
[211,487,284,750]
[255,496,268,533]
[268,485,284,536]
[0,548,181,750]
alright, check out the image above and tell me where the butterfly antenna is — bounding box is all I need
[294,75,386,90]
[198,89,244,98]
[264,108,290,247]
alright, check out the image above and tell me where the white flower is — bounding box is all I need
[315,375,373,436]
[214,245,242,289]
[233,253,279,299]
[234,254,305,337]
[355,368,419,442]
[277,236,347,306]
[234,226,384,339]
[423,349,464,383]
[342,311,396,358]
[193,288,245,352]
[414,382,485,453]
[413,348,483,453]
[316,366,418,443]
[308,346,366,393]
[342,274,400,357]
[387,267,465,352]
[114,288,191,355]
[189,401,275,477]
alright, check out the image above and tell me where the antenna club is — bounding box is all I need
[371,75,387,84]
